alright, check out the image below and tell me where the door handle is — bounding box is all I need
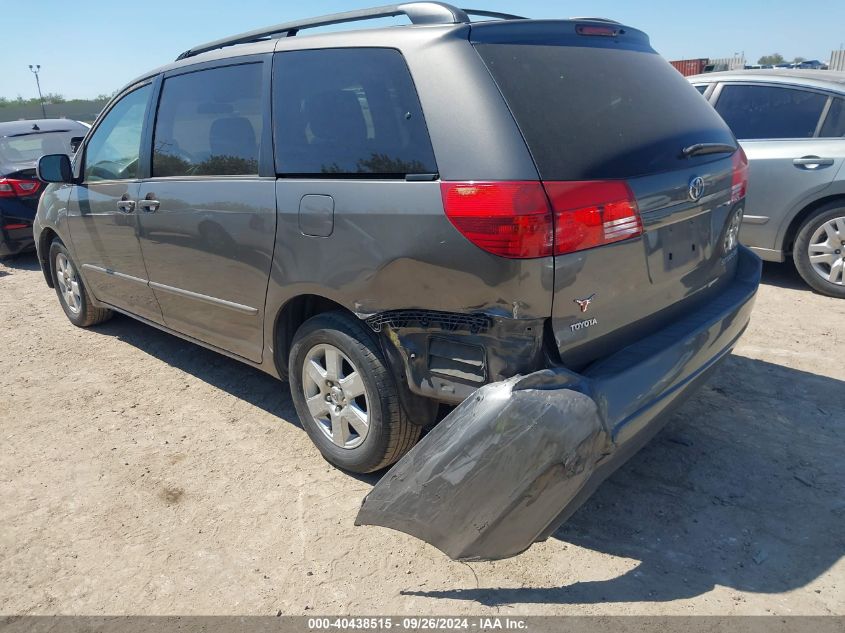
[116,199,136,213]
[139,194,160,212]
[793,156,835,169]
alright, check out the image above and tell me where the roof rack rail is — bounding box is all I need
[177,2,474,61]
[462,8,527,21]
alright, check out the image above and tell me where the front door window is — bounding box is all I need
[84,85,151,182]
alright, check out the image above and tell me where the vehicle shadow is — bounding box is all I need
[92,311,392,487]
[760,260,809,291]
[93,312,299,424]
[0,252,42,273]
[403,355,845,606]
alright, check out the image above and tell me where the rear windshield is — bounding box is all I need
[0,131,79,163]
[475,44,736,180]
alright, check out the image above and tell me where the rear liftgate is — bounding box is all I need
[358,16,756,560]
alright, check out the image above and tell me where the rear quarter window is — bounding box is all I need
[474,44,735,180]
[714,84,828,139]
[272,48,437,177]
[820,97,845,137]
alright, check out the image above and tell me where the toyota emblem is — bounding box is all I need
[688,176,705,202]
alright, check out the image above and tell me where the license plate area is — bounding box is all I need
[645,211,713,283]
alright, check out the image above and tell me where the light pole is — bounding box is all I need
[28,64,46,119]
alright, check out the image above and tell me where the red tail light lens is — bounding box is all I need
[440,182,553,258]
[731,146,748,204]
[545,181,642,255]
[441,180,642,259]
[0,177,41,198]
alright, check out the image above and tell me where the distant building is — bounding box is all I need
[706,55,746,72]
[669,55,746,76]
[830,49,845,72]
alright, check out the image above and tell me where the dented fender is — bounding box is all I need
[355,370,612,561]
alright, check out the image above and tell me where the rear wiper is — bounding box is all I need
[681,143,738,158]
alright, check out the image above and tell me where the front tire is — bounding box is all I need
[793,205,845,299]
[49,240,113,327]
[288,311,421,473]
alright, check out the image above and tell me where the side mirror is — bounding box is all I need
[37,154,74,184]
[70,136,84,153]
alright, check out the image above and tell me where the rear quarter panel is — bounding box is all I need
[262,179,554,328]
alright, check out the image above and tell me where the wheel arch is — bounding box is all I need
[37,227,60,288]
[780,193,845,258]
[272,293,357,379]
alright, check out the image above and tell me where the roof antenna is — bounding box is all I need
[32,123,40,131]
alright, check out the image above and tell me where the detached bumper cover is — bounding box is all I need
[356,246,761,561]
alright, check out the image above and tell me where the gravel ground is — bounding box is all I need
[1,253,843,616]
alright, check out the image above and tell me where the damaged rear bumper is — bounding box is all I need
[356,246,761,561]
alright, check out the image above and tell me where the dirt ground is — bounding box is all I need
[1,253,843,616]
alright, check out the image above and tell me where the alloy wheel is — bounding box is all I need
[301,343,370,449]
[55,253,82,314]
[807,216,845,286]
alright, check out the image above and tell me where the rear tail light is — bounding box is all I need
[0,177,41,198]
[545,181,642,255]
[2,223,30,231]
[440,182,553,258]
[731,146,748,204]
[441,180,642,259]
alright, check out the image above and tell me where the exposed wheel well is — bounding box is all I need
[782,194,845,258]
[38,228,59,288]
[273,294,355,378]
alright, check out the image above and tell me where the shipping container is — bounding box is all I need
[669,58,709,76]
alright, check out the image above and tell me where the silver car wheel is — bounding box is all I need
[55,253,82,314]
[301,343,370,449]
[807,216,845,286]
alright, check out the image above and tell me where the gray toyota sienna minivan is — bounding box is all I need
[34,3,761,560]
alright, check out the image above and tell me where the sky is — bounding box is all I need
[3,0,845,100]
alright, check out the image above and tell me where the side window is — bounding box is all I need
[694,85,708,95]
[820,98,845,137]
[715,84,827,139]
[153,63,263,177]
[84,85,151,182]
[273,48,437,177]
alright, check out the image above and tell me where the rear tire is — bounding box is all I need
[49,240,113,327]
[793,205,845,299]
[288,311,421,473]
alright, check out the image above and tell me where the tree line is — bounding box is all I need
[0,93,115,107]
[0,93,114,124]
[757,54,807,65]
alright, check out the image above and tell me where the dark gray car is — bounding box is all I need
[691,70,845,297]
[34,3,760,561]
